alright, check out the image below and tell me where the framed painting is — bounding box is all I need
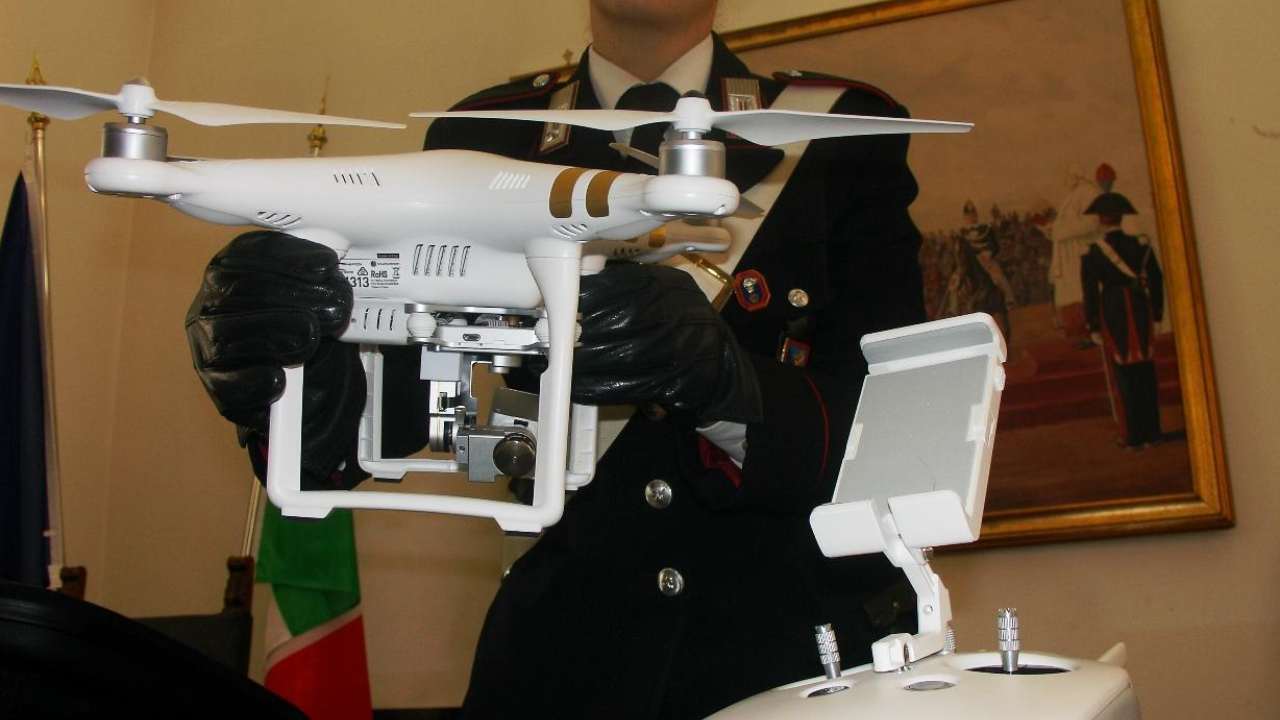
[723,0,1231,546]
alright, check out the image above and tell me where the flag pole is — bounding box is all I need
[241,482,262,558]
[258,89,373,714]
[307,76,329,158]
[23,56,72,594]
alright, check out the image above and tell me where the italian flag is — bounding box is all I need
[257,503,373,719]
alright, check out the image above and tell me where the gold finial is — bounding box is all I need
[27,53,49,130]
[307,122,328,157]
[307,76,329,157]
[562,49,574,66]
[27,53,46,85]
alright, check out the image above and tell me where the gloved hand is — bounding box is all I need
[574,263,762,425]
[185,231,366,489]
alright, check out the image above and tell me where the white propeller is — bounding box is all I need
[713,110,971,146]
[0,80,405,129]
[413,95,970,146]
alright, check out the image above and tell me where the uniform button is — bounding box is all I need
[644,479,673,509]
[787,288,810,308]
[657,567,685,597]
[532,73,551,88]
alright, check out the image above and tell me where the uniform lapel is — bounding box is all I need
[706,35,784,193]
[536,52,628,171]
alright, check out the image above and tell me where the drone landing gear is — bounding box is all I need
[264,240,592,533]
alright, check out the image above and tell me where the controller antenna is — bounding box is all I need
[814,623,842,680]
[997,608,1020,673]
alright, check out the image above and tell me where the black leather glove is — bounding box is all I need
[574,263,762,425]
[185,231,366,489]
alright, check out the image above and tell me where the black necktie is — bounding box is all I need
[615,82,680,160]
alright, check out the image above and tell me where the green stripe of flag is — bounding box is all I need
[257,503,361,636]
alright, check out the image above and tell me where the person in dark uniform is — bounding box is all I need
[430,9,926,713]
[1080,188,1164,448]
[185,1,927,716]
[941,200,1014,337]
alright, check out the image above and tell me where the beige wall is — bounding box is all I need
[2,0,1276,716]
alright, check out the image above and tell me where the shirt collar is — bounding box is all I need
[587,35,714,110]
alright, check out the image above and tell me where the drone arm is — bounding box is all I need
[584,171,739,219]
[642,175,739,217]
[84,157,200,197]
[588,221,730,262]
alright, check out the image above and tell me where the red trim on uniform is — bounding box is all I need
[1099,327,1129,440]
[698,436,743,489]
[775,76,899,107]
[1122,289,1144,364]
[455,87,555,111]
[800,373,831,479]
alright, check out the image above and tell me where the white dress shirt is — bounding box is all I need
[587,35,713,145]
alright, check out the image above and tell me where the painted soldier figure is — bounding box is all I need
[941,200,1014,338]
[1080,187,1165,447]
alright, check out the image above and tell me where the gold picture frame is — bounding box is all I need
[723,0,1231,547]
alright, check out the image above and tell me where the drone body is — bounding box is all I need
[0,78,971,531]
[80,146,748,531]
[87,150,735,310]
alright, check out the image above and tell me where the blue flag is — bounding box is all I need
[0,173,49,586]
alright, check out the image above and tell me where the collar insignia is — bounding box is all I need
[538,80,579,155]
[721,77,762,111]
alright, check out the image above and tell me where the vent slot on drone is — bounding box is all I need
[552,224,590,239]
[256,211,302,228]
[412,243,471,278]
[332,171,382,187]
[489,171,532,190]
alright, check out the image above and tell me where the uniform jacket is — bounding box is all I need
[406,35,927,719]
[1081,229,1164,364]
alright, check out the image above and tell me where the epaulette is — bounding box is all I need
[452,71,562,111]
[771,70,900,108]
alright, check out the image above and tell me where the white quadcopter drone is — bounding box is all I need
[0,78,970,532]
